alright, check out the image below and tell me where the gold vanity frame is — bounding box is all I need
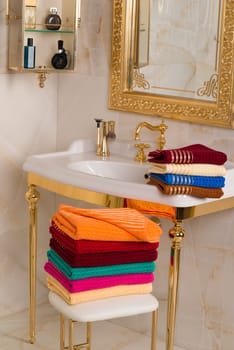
[25,172,234,350]
[109,0,234,129]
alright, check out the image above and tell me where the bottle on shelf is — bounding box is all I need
[51,40,71,69]
[25,0,37,30]
[45,7,61,30]
[24,38,36,69]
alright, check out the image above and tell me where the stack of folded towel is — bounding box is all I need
[44,205,162,304]
[147,144,227,198]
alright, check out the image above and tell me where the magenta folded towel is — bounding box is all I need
[148,144,227,165]
[44,261,154,293]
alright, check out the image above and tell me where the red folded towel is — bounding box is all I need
[50,239,158,267]
[49,222,159,254]
[148,144,227,165]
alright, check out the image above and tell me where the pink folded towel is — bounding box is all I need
[44,261,154,293]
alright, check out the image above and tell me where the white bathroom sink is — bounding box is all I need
[68,160,148,183]
[23,139,234,208]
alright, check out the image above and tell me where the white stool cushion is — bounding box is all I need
[49,291,159,322]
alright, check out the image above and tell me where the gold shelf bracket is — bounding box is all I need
[37,67,48,88]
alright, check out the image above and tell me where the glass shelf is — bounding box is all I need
[24,29,74,34]
[21,67,75,73]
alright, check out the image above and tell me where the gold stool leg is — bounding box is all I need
[166,220,185,350]
[60,314,65,350]
[69,319,74,350]
[151,309,158,350]
[25,184,40,344]
[86,322,91,349]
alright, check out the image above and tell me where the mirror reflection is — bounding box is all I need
[132,0,222,102]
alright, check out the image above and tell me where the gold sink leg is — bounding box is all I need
[166,220,185,350]
[25,184,40,344]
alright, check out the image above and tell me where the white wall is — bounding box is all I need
[0,1,234,349]
[0,70,58,315]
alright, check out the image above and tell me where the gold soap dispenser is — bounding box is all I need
[101,121,110,157]
[94,118,103,156]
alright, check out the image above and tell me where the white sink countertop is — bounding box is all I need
[23,139,234,208]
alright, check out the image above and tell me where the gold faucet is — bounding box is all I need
[134,143,150,162]
[134,119,167,150]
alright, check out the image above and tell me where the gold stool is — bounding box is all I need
[49,291,159,350]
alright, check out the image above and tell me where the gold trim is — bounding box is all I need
[109,0,234,129]
[214,0,222,71]
[25,184,40,344]
[166,220,185,350]
[151,310,158,350]
[197,73,218,98]
[133,69,150,89]
[59,311,157,350]
[37,67,48,88]
[175,196,234,220]
[27,173,124,208]
[60,315,65,350]
[133,0,150,69]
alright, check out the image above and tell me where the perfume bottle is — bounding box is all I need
[51,40,68,69]
[45,7,61,30]
[24,38,35,69]
[25,0,37,30]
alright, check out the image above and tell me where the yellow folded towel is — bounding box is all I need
[47,275,152,305]
[52,205,162,243]
[149,163,226,176]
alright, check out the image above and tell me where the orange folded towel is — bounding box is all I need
[125,199,175,221]
[52,205,162,243]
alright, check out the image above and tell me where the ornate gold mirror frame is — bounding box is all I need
[109,0,234,129]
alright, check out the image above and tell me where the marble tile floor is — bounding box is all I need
[0,301,185,350]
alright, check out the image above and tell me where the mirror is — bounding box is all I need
[133,0,150,68]
[109,0,234,129]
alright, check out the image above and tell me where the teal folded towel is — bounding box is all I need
[47,249,156,280]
